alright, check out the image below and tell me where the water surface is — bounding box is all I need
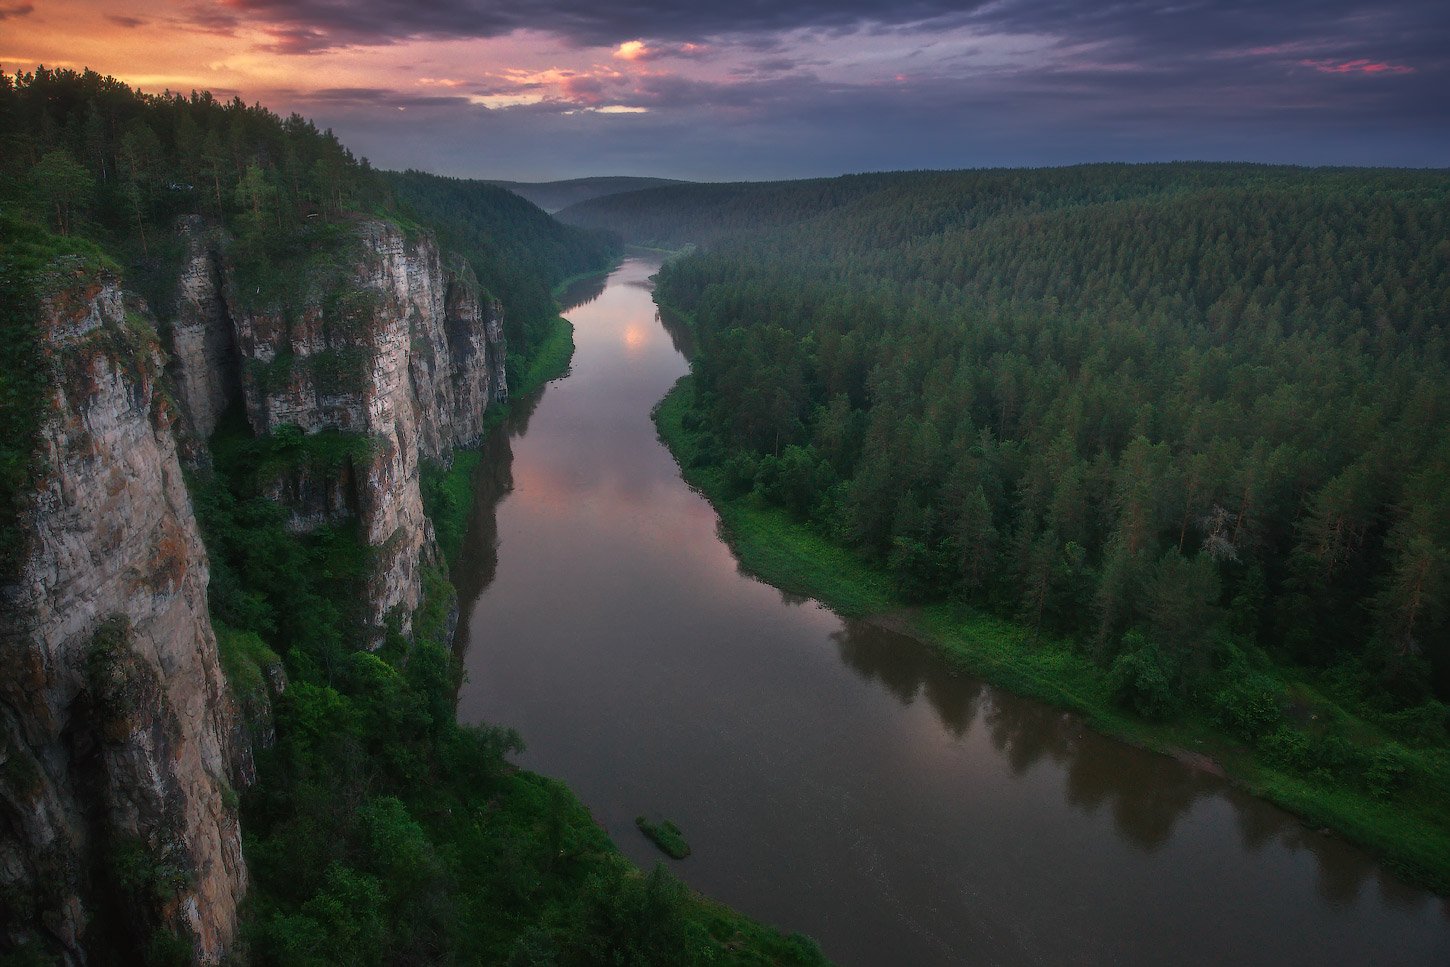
[457,256,1450,966]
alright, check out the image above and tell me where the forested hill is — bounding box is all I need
[557,173,908,246]
[385,169,616,367]
[648,163,1450,885]
[489,176,689,212]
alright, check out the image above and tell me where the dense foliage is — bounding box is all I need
[196,417,825,965]
[0,68,611,367]
[384,170,617,379]
[0,66,401,312]
[636,165,1450,874]
[649,165,1450,702]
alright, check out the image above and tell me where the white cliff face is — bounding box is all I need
[0,217,510,963]
[219,220,507,635]
[166,218,241,444]
[0,273,246,963]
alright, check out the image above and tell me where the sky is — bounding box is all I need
[3,0,1447,180]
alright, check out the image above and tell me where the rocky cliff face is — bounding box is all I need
[0,271,247,962]
[218,220,506,634]
[166,218,242,445]
[0,217,506,962]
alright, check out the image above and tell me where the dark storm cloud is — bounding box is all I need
[203,0,1447,67]
[226,0,1445,176]
[208,0,986,51]
[283,86,471,109]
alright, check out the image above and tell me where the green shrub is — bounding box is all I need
[1108,632,1180,720]
[1211,671,1284,741]
[635,816,691,859]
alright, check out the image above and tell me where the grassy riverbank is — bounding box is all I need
[551,259,621,301]
[423,312,575,569]
[655,375,1450,895]
[512,313,576,397]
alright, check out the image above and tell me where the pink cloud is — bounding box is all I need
[614,40,652,62]
[613,39,712,63]
[1299,58,1414,75]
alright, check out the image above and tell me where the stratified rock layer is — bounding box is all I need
[0,271,247,963]
[220,220,506,633]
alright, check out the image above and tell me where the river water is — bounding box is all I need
[455,255,1450,966]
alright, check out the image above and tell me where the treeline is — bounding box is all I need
[0,67,614,364]
[0,66,394,312]
[384,170,616,374]
[647,165,1450,741]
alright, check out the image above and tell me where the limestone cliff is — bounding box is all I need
[0,269,247,962]
[166,218,242,446]
[0,216,508,963]
[213,219,506,634]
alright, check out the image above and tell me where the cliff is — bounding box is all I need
[0,216,509,962]
[218,219,507,633]
[0,269,247,961]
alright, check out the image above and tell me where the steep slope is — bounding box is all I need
[1,67,828,966]
[0,259,247,961]
[219,219,507,634]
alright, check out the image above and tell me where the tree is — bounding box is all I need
[28,149,94,234]
[117,120,163,254]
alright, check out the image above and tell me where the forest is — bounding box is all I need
[384,169,615,378]
[576,165,1450,883]
[0,68,823,964]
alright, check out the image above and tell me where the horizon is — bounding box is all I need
[5,1,1447,181]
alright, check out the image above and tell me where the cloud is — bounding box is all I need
[204,0,990,52]
[106,14,147,28]
[613,39,713,61]
[613,40,651,61]
[0,3,33,20]
[1299,58,1415,75]
[283,86,472,109]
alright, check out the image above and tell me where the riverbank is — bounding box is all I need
[424,312,577,567]
[654,374,1450,895]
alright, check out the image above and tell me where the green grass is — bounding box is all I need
[511,314,576,397]
[655,374,1450,896]
[636,816,691,860]
[420,449,485,569]
[551,264,615,300]
[214,622,282,705]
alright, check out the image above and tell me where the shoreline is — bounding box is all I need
[652,372,1450,896]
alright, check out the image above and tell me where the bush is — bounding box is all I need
[721,451,758,498]
[1379,701,1450,747]
[1211,671,1284,741]
[1108,631,1180,720]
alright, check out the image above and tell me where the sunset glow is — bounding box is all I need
[2,0,1443,178]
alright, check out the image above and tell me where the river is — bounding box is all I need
[455,255,1450,966]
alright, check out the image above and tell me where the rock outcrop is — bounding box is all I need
[0,215,508,962]
[0,270,247,962]
[214,220,506,634]
[166,218,242,445]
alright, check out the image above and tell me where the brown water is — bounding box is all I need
[456,256,1450,966]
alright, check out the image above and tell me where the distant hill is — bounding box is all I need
[486,176,689,212]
